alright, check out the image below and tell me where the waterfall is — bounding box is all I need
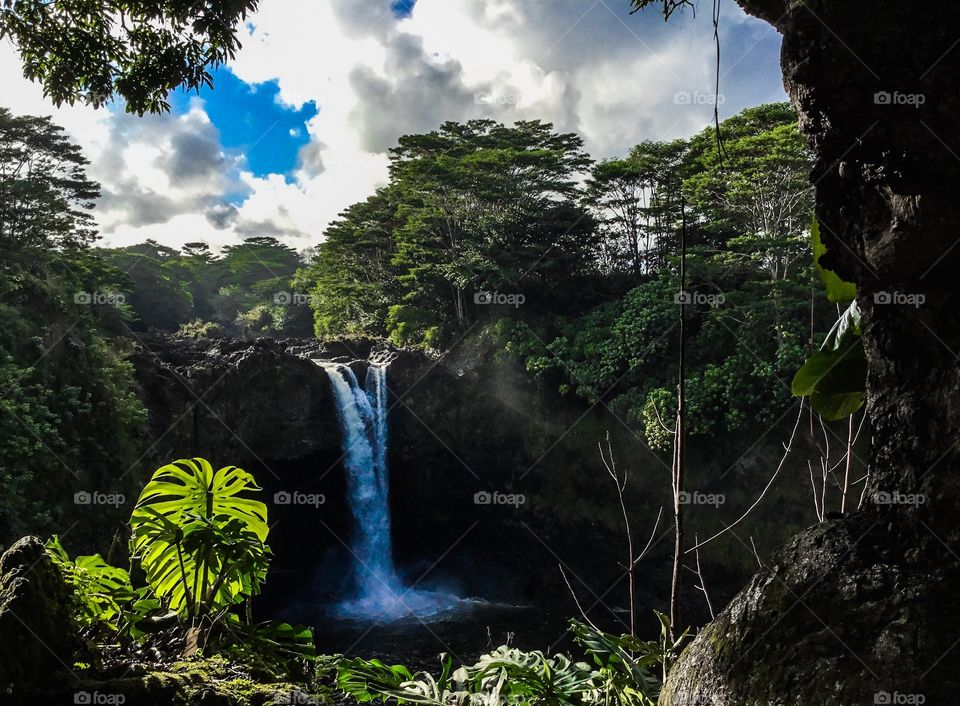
[320,361,461,620]
[323,363,401,603]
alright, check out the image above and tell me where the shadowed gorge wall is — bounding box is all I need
[130,334,836,628]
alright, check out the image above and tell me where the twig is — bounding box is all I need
[632,506,664,567]
[686,401,804,554]
[559,564,600,631]
[807,460,823,523]
[840,413,854,514]
[600,432,636,636]
[749,536,764,568]
[693,533,715,619]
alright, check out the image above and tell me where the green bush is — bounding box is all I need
[338,617,684,706]
[178,319,227,339]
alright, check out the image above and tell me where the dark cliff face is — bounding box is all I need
[131,335,341,462]
[130,334,822,637]
[130,334,672,619]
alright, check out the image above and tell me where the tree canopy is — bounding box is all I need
[294,104,826,449]
[0,0,259,114]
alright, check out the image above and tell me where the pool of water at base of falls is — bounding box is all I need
[315,601,589,670]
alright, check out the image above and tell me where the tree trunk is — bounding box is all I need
[659,2,960,703]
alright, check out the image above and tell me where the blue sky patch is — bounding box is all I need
[170,68,317,180]
[391,0,416,17]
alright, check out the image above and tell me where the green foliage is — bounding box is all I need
[0,107,147,544]
[640,389,676,452]
[293,189,400,339]
[811,219,857,303]
[296,120,599,345]
[221,614,318,662]
[792,219,865,420]
[569,619,660,705]
[296,104,817,452]
[0,107,99,250]
[46,535,133,631]
[685,104,813,282]
[792,301,866,420]
[129,458,270,618]
[338,616,677,706]
[178,319,227,339]
[497,265,809,448]
[49,460,319,671]
[101,236,310,336]
[584,139,686,280]
[340,649,596,706]
[1,0,260,115]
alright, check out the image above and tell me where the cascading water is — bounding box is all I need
[320,360,461,620]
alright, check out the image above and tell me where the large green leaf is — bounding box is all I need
[223,614,318,661]
[46,535,133,630]
[812,218,857,303]
[338,657,442,705]
[129,458,269,617]
[132,458,268,540]
[792,301,866,420]
[569,619,659,704]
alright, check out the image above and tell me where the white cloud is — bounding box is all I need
[0,0,786,252]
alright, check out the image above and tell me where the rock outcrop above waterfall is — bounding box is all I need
[132,335,342,463]
[132,334,452,464]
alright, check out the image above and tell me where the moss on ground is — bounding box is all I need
[70,654,341,706]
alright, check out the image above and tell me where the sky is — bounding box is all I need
[0,0,786,253]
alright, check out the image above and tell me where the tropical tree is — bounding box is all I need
[0,0,260,114]
[0,108,146,545]
[298,119,599,346]
[388,119,595,336]
[293,188,401,339]
[583,140,687,279]
[684,103,813,281]
[584,158,649,278]
[0,107,99,251]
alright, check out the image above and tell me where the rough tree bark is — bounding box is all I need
[659,1,960,704]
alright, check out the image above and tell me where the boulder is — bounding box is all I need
[0,536,80,696]
[659,511,959,705]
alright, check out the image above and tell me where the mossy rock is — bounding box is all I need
[659,512,960,705]
[0,535,81,696]
[70,656,340,705]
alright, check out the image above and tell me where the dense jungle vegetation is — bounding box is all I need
[1,0,955,701]
[75,102,828,458]
[0,99,861,706]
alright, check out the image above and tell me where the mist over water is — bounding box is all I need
[320,361,462,620]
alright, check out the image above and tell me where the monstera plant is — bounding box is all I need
[129,458,270,620]
[46,535,133,631]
